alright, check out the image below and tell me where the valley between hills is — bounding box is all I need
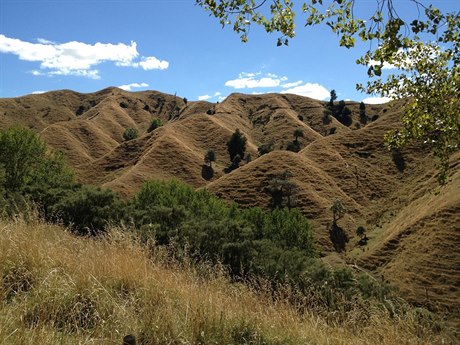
[1,87,459,328]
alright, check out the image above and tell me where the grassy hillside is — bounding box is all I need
[1,88,459,330]
[0,219,455,344]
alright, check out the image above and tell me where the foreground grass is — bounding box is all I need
[0,219,454,344]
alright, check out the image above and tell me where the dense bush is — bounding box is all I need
[129,179,316,280]
[52,185,124,235]
[286,141,301,152]
[123,128,138,141]
[147,118,163,133]
[258,142,274,156]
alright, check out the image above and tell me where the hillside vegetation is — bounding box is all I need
[0,219,454,344]
[1,88,459,335]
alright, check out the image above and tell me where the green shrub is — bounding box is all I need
[258,141,275,156]
[147,118,163,133]
[123,128,138,141]
[51,185,124,235]
[286,141,301,152]
[130,179,317,282]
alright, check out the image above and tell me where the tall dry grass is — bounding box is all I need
[0,219,455,344]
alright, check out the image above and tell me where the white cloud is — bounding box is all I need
[368,59,396,70]
[118,82,149,91]
[281,83,330,100]
[32,90,46,94]
[30,70,45,76]
[36,38,56,45]
[225,72,287,89]
[198,94,212,101]
[198,91,222,101]
[281,80,303,88]
[137,56,169,70]
[0,34,169,78]
[361,96,392,104]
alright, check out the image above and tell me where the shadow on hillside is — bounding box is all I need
[201,165,214,180]
[329,222,349,252]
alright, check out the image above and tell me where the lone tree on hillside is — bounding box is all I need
[359,102,367,124]
[330,199,347,224]
[356,226,367,241]
[293,129,304,142]
[227,129,247,162]
[267,170,297,210]
[329,89,337,109]
[196,0,460,184]
[204,149,216,168]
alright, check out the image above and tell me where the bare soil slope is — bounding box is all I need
[1,89,458,324]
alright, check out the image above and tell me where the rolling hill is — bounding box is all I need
[1,88,458,326]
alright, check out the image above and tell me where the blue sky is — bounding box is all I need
[1,0,458,103]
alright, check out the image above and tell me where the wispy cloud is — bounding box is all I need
[198,91,222,101]
[198,94,212,101]
[361,96,391,104]
[31,90,46,94]
[225,72,287,89]
[0,34,169,79]
[222,71,330,100]
[281,82,330,100]
[118,82,149,91]
[281,80,303,88]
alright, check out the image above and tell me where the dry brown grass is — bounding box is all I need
[0,219,455,345]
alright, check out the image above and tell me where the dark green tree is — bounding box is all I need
[267,171,297,210]
[359,102,367,124]
[329,89,337,108]
[204,149,216,168]
[330,199,347,224]
[356,226,367,240]
[294,129,304,142]
[227,129,247,162]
